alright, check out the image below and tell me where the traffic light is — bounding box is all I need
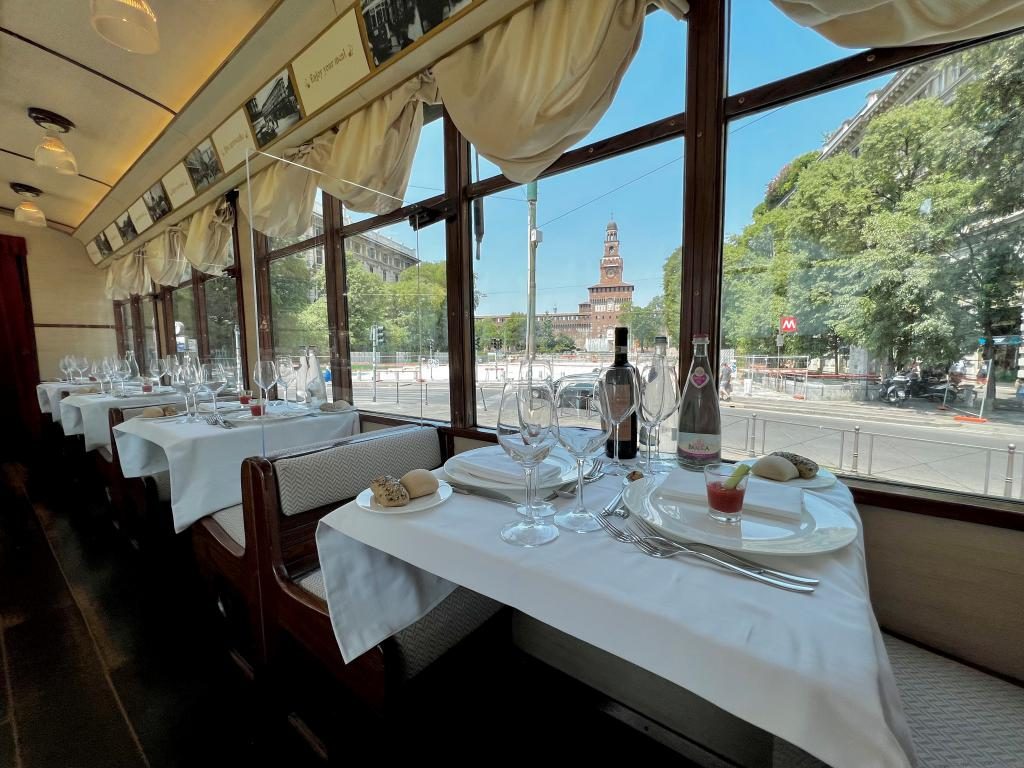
[491,337,501,350]
[375,325,386,346]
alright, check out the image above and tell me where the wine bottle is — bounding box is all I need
[677,334,721,469]
[604,327,639,460]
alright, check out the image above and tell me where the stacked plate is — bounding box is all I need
[443,444,582,494]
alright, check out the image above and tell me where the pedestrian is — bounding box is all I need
[719,361,733,402]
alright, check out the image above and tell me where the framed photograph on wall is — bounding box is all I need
[115,211,138,243]
[142,180,173,223]
[361,0,473,67]
[184,138,223,193]
[244,69,304,148]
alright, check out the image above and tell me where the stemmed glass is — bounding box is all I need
[146,352,161,387]
[276,356,296,410]
[253,361,278,417]
[598,363,640,475]
[117,357,131,395]
[497,371,559,547]
[553,377,611,533]
[200,364,227,416]
[161,355,178,385]
[59,356,71,382]
[639,359,677,475]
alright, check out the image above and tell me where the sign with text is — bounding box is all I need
[128,198,153,232]
[780,316,798,333]
[162,163,195,209]
[291,9,369,116]
[212,109,255,171]
[104,223,124,250]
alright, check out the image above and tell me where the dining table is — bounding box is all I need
[60,389,185,451]
[114,407,360,532]
[315,466,916,768]
[36,381,104,422]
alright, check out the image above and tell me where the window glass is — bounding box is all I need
[141,298,158,362]
[472,138,684,430]
[721,38,1024,499]
[204,275,242,379]
[171,286,197,356]
[269,191,324,252]
[471,10,686,182]
[344,220,449,422]
[728,3,866,94]
[119,303,134,355]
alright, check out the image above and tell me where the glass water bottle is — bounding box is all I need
[676,334,721,469]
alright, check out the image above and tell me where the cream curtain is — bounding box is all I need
[772,0,1024,47]
[431,0,685,184]
[105,252,150,300]
[241,74,438,237]
[142,227,189,287]
[183,198,234,276]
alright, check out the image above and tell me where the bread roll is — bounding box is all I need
[771,451,819,479]
[141,406,165,418]
[752,455,799,482]
[400,468,438,499]
[370,475,409,507]
[162,405,178,416]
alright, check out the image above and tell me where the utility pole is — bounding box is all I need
[525,180,541,361]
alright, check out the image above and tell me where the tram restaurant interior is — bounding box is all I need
[1,1,1023,766]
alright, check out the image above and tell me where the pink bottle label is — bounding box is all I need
[689,366,709,388]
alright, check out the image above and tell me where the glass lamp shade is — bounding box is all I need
[90,0,160,54]
[14,201,47,228]
[34,132,78,176]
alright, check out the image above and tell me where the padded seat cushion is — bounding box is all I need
[294,569,501,681]
[274,426,442,516]
[773,634,1024,767]
[211,504,245,548]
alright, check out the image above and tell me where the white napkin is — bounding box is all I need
[197,401,242,413]
[658,468,803,521]
[451,445,562,485]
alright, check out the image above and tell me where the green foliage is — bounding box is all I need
[619,296,666,350]
[662,247,681,342]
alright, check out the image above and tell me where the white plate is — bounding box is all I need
[355,481,453,514]
[443,446,580,491]
[623,477,858,556]
[737,457,838,489]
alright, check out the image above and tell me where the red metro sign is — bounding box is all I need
[780,316,798,333]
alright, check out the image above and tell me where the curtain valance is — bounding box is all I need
[142,226,189,288]
[772,1,1024,47]
[183,198,234,276]
[104,252,150,300]
[431,0,685,184]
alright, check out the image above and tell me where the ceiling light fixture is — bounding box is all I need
[10,183,48,228]
[90,0,160,54]
[28,108,79,176]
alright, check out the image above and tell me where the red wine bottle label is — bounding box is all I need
[677,433,720,459]
[689,365,710,388]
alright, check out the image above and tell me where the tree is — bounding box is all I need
[619,297,665,350]
[662,247,681,343]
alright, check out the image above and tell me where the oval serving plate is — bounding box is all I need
[737,457,837,489]
[355,481,453,514]
[622,477,857,556]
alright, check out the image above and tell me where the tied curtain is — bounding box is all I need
[772,0,1024,46]
[105,198,232,298]
[241,74,438,239]
[0,234,41,452]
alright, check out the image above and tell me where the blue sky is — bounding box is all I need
[368,4,892,317]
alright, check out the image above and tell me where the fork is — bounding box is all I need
[593,509,814,593]
[626,513,819,586]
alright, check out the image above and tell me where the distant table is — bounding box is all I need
[60,391,184,451]
[36,382,101,422]
[316,470,915,768]
[114,410,359,532]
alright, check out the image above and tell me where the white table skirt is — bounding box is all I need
[315,469,915,768]
[60,392,184,451]
[37,382,99,421]
[114,410,359,532]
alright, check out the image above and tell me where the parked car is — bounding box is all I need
[555,373,600,413]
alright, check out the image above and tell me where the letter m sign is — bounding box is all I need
[780,316,798,333]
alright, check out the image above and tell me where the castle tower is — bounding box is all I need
[587,219,634,347]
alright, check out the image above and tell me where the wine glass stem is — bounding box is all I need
[524,466,537,523]
[575,458,586,513]
[646,424,653,472]
[614,423,621,468]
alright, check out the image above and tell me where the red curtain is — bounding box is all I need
[0,235,41,456]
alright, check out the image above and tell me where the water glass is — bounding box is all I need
[553,377,610,533]
[703,463,748,524]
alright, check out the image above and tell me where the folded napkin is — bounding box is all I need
[450,445,562,485]
[197,401,241,413]
[658,468,803,521]
[320,400,354,412]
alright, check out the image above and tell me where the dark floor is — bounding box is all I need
[0,461,691,767]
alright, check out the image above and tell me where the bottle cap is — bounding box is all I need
[692,334,709,343]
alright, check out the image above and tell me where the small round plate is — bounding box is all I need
[623,477,857,556]
[737,457,837,489]
[356,481,453,514]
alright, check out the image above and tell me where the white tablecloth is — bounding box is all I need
[315,469,915,768]
[60,392,184,451]
[37,382,100,421]
[114,410,359,532]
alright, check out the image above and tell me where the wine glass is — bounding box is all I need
[652,366,683,472]
[161,355,177,385]
[200,363,226,416]
[253,361,278,416]
[598,363,639,475]
[276,356,296,409]
[117,357,131,396]
[553,377,611,533]
[497,375,559,547]
[58,355,70,382]
[146,352,161,385]
[639,359,676,475]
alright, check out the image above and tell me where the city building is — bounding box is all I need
[478,219,635,350]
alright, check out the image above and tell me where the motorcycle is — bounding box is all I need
[878,371,910,404]
[879,366,977,407]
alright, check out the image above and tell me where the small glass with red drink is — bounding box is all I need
[703,463,747,523]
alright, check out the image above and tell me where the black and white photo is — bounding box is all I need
[94,231,113,258]
[362,0,470,66]
[244,70,303,148]
[115,211,138,243]
[184,138,222,193]
[143,180,172,222]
